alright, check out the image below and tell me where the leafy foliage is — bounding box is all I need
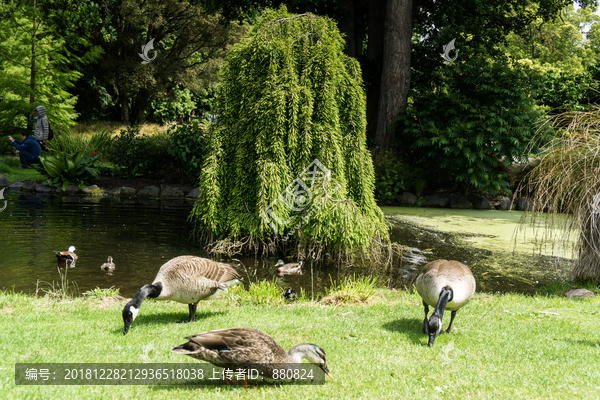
[148,85,197,124]
[536,66,600,111]
[166,120,208,179]
[48,127,112,158]
[191,8,388,260]
[373,153,405,205]
[0,2,99,132]
[399,58,547,195]
[106,125,174,178]
[90,0,248,124]
[34,151,101,190]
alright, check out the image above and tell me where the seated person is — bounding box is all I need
[8,131,41,169]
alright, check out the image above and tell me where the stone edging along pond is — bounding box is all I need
[0,174,200,200]
[396,191,533,211]
[0,174,535,211]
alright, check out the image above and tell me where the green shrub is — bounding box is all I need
[106,125,175,178]
[399,58,547,195]
[33,151,101,190]
[374,152,405,204]
[166,120,208,179]
[47,127,112,158]
[148,85,196,124]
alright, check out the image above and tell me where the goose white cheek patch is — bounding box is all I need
[130,306,139,321]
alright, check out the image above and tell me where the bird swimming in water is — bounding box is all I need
[55,246,77,265]
[275,260,303,274]
[101,256,115,271]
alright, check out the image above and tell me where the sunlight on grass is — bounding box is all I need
[72,121,174,137]
[0,155,44,182]
[1,289,599,399]
[322,275,378,305]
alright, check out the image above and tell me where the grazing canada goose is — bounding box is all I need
[171,327,333,381]
[415,259,476,347]
[283,286,297,301]
[101,256,115,271]
[276,259,303,274]
[122,256,241,335]
[55,246,77,262]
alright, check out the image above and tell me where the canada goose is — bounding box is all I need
[55,246,77,262]
[101,256,115,271]
[122,256,241,334]
[276,260,303,274]
[171,327,333,381]
[283,287,297,301]
[415,259,476,347]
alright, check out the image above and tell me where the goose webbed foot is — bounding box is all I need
[421,318,428,334]
[421,303,429,334]
[444,310,457,334]
[177,303,198,323]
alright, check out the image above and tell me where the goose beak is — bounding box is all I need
[123,322,131,335]
[321,365,333,379]
[428,334,437,347]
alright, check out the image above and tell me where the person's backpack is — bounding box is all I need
[47,125,54,141]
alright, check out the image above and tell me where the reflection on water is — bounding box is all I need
[0,191,570,298]
[0,191,341,298]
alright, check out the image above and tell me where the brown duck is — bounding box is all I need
[171,327,333,381]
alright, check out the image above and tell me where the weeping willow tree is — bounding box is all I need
[191,8,390,262]
[517,106,600,282]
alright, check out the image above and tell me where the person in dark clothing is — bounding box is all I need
[8,131,41,168]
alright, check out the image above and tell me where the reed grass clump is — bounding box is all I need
[321,274,378,305]
[517,105,600,282]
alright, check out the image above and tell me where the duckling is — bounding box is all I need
[171,327,333,381]
[283,287,298,301]
[101,256,115,271]
[122,256,241,334]
[415,259,476,347]
[55,246,77,262]
[276,259,303,274]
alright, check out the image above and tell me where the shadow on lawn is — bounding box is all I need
[563,338,600,347]
[381,317,424,345]
[111,310,227,334]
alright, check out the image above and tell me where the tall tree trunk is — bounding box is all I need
[120,90,130,125]
[339,0,366,57]
[366,0,386,144]
[373,0,413,155]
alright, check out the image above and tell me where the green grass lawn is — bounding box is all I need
[1,288,599,399]
[0,155,44,183]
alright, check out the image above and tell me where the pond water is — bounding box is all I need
[0,191,572,298]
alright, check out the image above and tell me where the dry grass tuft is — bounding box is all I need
[516,105,600,282]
